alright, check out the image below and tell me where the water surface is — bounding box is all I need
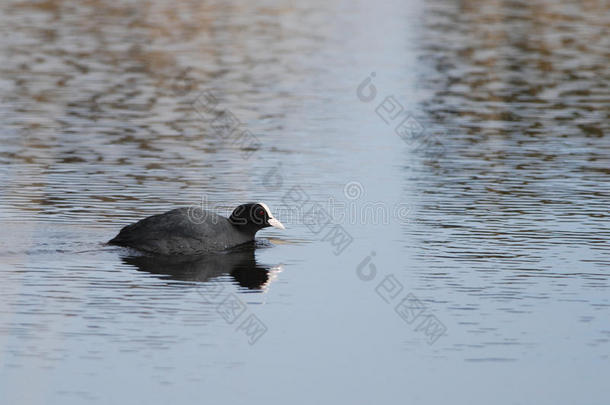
[1,0,609,404]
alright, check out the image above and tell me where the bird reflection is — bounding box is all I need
[121,243,281,290]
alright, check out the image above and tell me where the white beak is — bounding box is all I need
[268,217,285,230]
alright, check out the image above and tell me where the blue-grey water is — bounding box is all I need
[1,0,609,404]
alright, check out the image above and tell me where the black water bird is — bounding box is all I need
[109,202,285,255]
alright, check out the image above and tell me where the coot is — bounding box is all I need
[108,202,284,255]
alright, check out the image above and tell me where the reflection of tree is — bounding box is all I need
[419,0,609,138]
[0,0,312,223]
[402,0,610,271]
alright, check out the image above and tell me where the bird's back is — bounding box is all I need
[109,207,251,255]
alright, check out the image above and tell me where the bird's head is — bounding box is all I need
[229,202,285,232]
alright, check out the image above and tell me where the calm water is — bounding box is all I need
[1,0,609,403]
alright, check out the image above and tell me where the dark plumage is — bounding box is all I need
[108,202,284,255]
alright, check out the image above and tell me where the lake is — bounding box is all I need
[1,0,609,404]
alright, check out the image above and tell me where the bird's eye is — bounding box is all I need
[257,209,264,216]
